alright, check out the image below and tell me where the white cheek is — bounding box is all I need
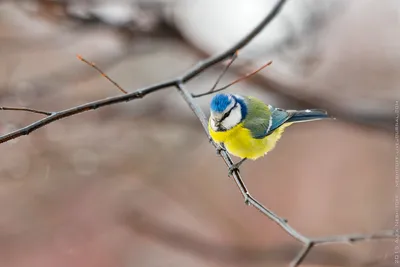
[221,106,242,130]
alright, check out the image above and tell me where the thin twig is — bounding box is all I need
[212,51,239,91]
[192,51,238,98]
[193,60,273,98]
[291,230,395,267]
[0,106,52,116]
[312,230,395,245]
[290,242,313,267]
[77,54,128,94]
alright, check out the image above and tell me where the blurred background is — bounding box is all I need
[0,0,397,266]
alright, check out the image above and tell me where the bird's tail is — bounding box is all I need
[287,109,331,123]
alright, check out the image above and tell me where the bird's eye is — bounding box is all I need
[220,104,235,122]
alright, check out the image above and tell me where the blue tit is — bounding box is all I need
[208,93,331,172]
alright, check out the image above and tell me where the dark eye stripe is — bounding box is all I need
[220,101,237,123]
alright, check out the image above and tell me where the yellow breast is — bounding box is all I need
[208,118,292,160]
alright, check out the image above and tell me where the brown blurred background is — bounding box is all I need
[0,0,397,266]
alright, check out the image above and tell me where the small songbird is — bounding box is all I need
[208,93,331,174]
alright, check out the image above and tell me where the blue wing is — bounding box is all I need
[266,107,329,135]
[267,106,292,134]
[242,97,292,139]
[242,97,329,139]
[286,109,329,123]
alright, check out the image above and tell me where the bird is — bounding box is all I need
[208,93,332,175]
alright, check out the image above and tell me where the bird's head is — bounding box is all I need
[209,93,247,131]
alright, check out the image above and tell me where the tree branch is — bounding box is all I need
[0,0,287,144]
[0,1,394,266]
[290,230,395,267]
[0,106,52,116]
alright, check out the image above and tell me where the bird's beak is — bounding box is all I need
[213,118,221,128]
[214,119,226,131]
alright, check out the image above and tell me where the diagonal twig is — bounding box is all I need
[191,51,239,98]
[77,55,128,94]
[0,106,52,116]
[192,60,273,98]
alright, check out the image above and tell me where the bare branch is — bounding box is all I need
[211,51,239,91]
[0,0,288,144]
[179,0,287,83]
[290,242,313,267]
[77,54,128,94]
[0,1,394,266]
[0,106,52,116]
[192,60,273,98]
[0,81,175,143]
[291,230,395,266]
[192,51,238,98]
[313,230,395,245]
